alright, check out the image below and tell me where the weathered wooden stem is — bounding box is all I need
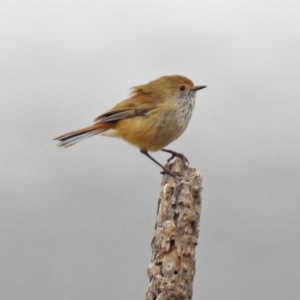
[146,158,203,300]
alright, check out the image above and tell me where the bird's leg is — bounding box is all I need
[161,148,189,164]
[140,150,179,177]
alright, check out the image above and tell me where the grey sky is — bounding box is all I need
[1,1,299,299]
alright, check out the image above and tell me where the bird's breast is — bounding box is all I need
[115,97,196,151]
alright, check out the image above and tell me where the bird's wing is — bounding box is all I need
[94,107,155,123]
[94,94,160,123]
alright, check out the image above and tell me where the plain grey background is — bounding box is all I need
[1,1,299,299]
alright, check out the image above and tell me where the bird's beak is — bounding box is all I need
[191,85,206,92]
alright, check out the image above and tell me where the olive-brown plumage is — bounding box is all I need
[55,75,206,175]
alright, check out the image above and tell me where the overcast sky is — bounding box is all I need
[1,1,300,299]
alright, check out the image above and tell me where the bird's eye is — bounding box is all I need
[179,85,186,91]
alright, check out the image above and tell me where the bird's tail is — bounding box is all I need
[55,123,113,147]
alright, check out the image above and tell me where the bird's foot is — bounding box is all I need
[160,168,182,177]
[162,149,189,164]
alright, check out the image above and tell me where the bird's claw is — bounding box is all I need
[160,169,182,177]
[161,149,189,165]
[167,152,189,165]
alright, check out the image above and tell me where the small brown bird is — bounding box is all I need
[55,75,206,175]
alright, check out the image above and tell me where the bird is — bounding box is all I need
[55,75,206,175]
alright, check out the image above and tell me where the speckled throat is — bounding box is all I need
[176,93,196,127]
